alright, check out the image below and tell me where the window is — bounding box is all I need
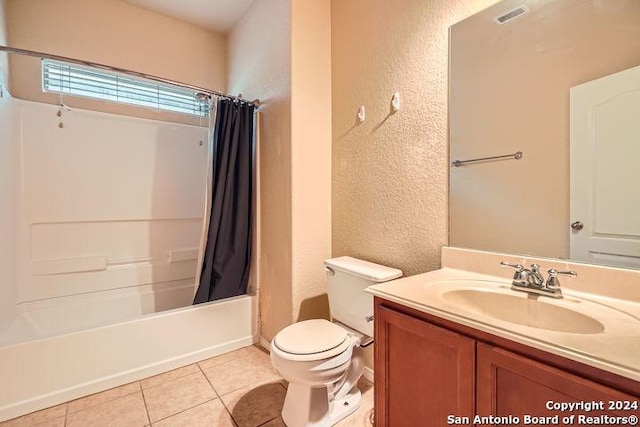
[42,59,209,117]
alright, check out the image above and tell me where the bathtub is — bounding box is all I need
[0,295,258,422]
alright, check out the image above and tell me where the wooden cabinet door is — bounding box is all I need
[375,305,475,427]
[477,343,639,425]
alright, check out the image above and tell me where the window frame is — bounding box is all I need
[42,59,210,118]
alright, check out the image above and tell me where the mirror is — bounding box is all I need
[449,0,640,269]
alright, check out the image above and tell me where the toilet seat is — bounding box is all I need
[272,319,353,362]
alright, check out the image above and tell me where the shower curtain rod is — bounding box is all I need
[0,45,260,107]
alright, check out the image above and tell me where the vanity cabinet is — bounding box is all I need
[374,306,475,425]
[374,298,639,427]
[477,344,635,421]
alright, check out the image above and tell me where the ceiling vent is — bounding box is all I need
[493,5,529,24]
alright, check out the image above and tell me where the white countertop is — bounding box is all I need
[366,267,640,382]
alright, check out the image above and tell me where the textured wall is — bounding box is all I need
[227,0,293,341]
[5,0,226,124]
[228,0,332,341]
[331,0,499,368]
[332,0,498,277]
[290,0,332,323]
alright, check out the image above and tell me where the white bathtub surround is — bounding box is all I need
[12,100,208,305]
[0,98,209,345]
[0,278,195,345]
[0,295,258,422]
[0,85,17,334]
[367,246,640,383]
[0,98,260,422]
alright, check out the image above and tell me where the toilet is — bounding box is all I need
[270,256,402,427]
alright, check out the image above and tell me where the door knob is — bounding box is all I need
[571,221,584,231]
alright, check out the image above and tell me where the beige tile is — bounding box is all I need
[143,372,216,422]
[66,392,148,427]
[0,404,67,427]
[68,382,140,413]
[30,418,65,427]
[202,351,280,396]
[221,382,286,427]
[335,406,374,427]
[357,377,374,399]
[141,364,200,390]
[0,416,65,427]
[198,345,269,371]
[152,399,235,427]
[259,417,286,427]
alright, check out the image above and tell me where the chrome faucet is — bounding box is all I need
[527,264,545,287]
[500,262,577,299]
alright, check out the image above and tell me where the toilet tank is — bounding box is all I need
[324,256,402,337]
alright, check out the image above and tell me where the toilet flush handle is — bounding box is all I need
[324,266,335,276]
[365,315,374,322]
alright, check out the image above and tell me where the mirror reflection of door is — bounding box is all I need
[570,64,640,268]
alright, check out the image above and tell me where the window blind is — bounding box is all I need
[42,59,209,117]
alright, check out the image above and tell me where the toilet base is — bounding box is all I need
[281,383,362,427]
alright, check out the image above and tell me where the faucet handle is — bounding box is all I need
[546,269,577,289]
[500,261,524,271]
[547,269,577,278]
[500,261,526,283]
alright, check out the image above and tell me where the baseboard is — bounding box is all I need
[258,336,271,352]
[0,336,254,422]
[363,366,374,383]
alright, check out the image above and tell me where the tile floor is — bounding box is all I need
[1,345,374,427]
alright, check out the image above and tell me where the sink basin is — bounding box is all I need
[441,288,605,334]
[368,274,639,338]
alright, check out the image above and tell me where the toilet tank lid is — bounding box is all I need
[324,256,402,282]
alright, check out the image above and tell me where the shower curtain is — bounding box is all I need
[194,98,255,303]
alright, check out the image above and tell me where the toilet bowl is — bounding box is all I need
[270,257,402,427]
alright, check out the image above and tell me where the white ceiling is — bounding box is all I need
[123,0,255,33]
